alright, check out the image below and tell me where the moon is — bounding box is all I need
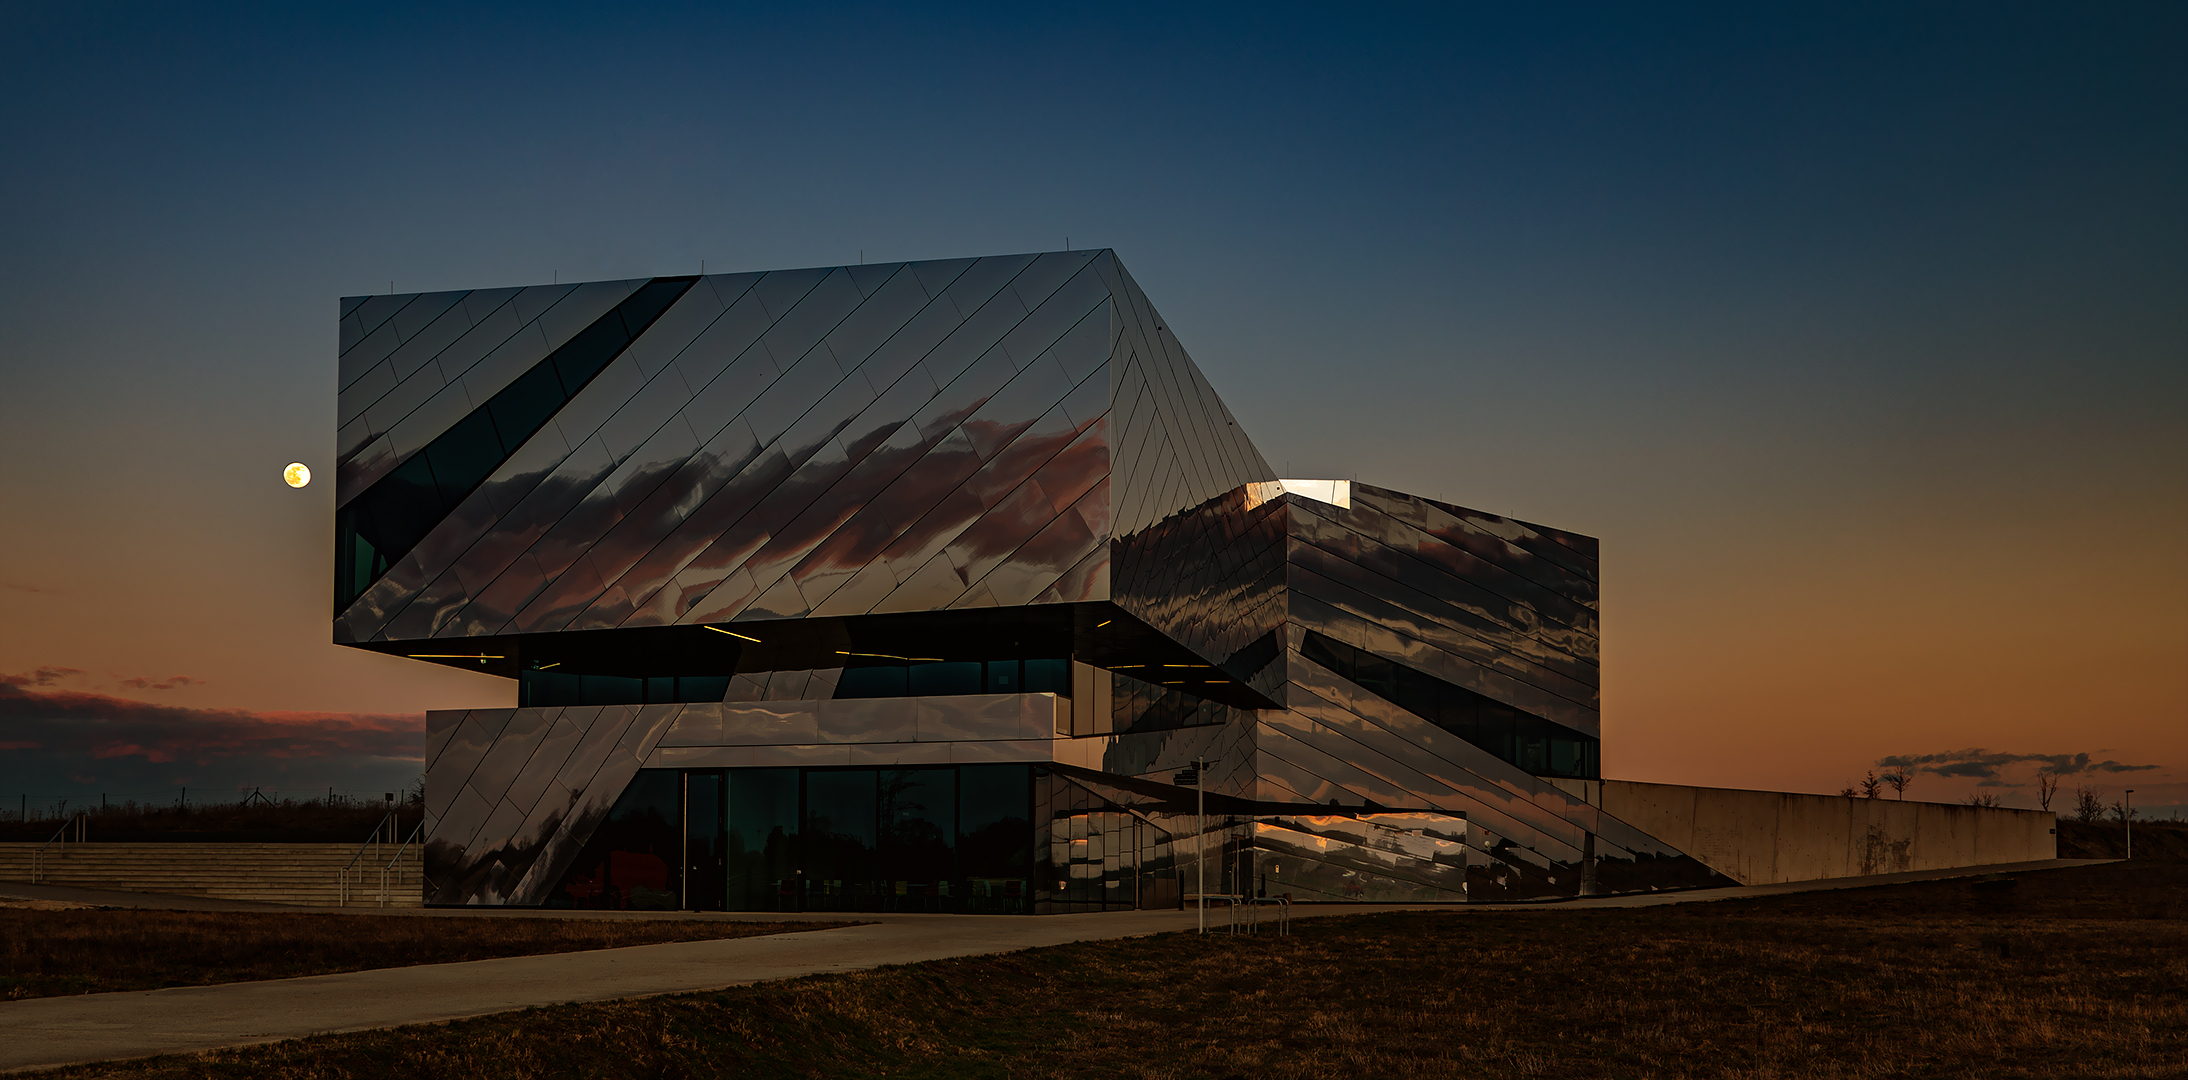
[283,463,311,488]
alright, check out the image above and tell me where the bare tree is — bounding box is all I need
[2074,786,2105,823]
[1965,792,2002,808]
[2036,773,2060,812]
[1883,771,1913,800]
[2111,799,2138,827]
[1859,771,1884,800]
[1838,784,1858,798]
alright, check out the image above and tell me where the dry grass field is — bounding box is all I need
[20,860,2187,1080]
[0,910,853,999]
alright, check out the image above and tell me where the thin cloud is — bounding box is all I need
[118,675,203,691]
[1877,748,2162,780]
[1,666,84,688]
[0,680,423,767]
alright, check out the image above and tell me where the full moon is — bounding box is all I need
[283,463,311,488]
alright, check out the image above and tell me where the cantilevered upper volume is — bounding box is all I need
[345,251,1804,913]
[334,251,1274,666]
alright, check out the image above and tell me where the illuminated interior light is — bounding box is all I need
[1095,619,1111,627]
[705,626,762,643]
[536,662,561,670]
[835,650,910,660]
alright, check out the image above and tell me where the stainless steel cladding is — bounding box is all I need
[356,251,1729,910]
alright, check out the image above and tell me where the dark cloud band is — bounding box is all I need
[1877,748,2161,780]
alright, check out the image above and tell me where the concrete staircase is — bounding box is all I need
[0,842,425,908]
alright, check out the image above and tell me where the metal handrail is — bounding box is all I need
[337,808,399,906]
[376,821,424,907]
[31,812,87,884]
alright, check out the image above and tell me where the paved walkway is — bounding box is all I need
[0,859,2103,1073]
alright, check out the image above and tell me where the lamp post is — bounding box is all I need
[2125,789,2134,860]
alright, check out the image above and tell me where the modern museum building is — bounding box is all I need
[334,250,2051,911]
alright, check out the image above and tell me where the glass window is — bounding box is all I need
[909,661,981,697]
[1022,658,1070,695]
[1352,652,1396,701]
[1395,666,1439,716]
[486,363,566,454]
[880,768,956,912]
[1547,734,1585,779]
[835,665,908,698]
[1435,685,1477,741]
[551,317,633,394]
[366,453,449,549]
[678,675,730,703]
[582,675,644,706]
[959,763,1031,914]
[985,659,1019,694]
[804,769,877,911]
[725,768,799,912]
[1517,718,1547,774]
[1299,631,1354,680]
[423,409,505,503]
[519,670,581,708]
[548,769,680,910]
[1478,702,1517,762]
[568,763,1039,915]
[684,771,725,911]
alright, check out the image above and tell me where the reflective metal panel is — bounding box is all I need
[368,255,1732,909]
[1289,502,1599,685]
[531,280,644,359]
[460,707,558,808]
[425,709,515,811]
[1287,580,1598,734]
[816,696,917,743]
[912,694,1026,741]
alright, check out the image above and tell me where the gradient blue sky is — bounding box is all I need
[1,3,2181,811]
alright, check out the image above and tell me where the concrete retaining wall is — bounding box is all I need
[1601,781,2057,886]
[0,842,424,907]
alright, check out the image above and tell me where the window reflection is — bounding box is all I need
[560,764,1033,914]
[549,770,681,910]
[1300,630,1599,780]
[335,278,697,612]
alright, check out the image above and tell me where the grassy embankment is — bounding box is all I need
[21,859,2187,1080]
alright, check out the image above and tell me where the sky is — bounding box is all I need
[0,2,2181,815]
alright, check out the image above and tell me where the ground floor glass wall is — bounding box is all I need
[549,764,1035,913]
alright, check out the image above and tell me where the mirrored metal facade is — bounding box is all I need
[352,251,1729,909]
